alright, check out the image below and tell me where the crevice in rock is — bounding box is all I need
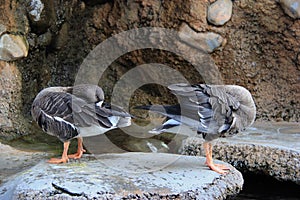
[51,182,88,198]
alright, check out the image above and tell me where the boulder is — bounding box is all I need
[179,23,224,53]
[0,34,29,61]
[207,0,233,26]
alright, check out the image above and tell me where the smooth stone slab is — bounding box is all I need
[182,122,300,184]
[0,152,243,199]
[179,23,224,53]
[0,143,47,184]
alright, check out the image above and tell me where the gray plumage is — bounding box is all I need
[136,83,256,141]
[31,84,131,142]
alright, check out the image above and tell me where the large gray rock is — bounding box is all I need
[0,152,243,200]
[279,0,300,19]
[0,34,29,61]
[182,122,300,184]
[179,23,224,53]
[207,0,233,26]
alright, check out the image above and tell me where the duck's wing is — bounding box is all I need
[168,83,241,138]
[31,91,121,141]
[32,92,79,141]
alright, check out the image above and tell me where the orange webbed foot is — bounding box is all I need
[68,148,86,159]
[205,162,230,174]
[214,163,231,170]
[203,142,230,174]
[47,157,69,164]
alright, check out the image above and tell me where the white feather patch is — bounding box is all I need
[162,119,181,126]
[96,100,104,107]
[79,125,115,137]
[53,116,76,130]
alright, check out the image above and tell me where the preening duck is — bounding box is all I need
[135,83,256,174]
[31,84,132,164]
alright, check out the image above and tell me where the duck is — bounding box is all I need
[31,84,132,164]
[135,83,256,174]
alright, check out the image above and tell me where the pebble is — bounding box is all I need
[28,0,45,22]
[179,23,224,53]
[0,34,29,61]
[207,0,233,26]
[279,0,300,19]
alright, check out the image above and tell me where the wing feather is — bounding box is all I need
[32,86,132,141]
[168,83,240,138]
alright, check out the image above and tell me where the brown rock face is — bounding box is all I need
[0,61,27,139]
[0,0,299,139]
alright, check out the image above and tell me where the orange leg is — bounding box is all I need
[68,137,86,159]
[48,141,70,164]
[203,142,230,174]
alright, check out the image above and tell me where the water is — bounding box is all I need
[234,173,300,200]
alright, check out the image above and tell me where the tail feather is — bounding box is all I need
[149,118,181,134]
[134,104,181,116]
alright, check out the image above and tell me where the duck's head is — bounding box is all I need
[72,84,104,104]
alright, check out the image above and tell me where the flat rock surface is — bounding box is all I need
[0,152,243,200]
[182,122,300,184]
[223,122,300,150]
[0,143,47,184]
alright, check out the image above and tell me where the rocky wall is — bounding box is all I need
[0,0,299,139]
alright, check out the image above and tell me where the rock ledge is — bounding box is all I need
[182,122,300,185]
[0,152,243,200]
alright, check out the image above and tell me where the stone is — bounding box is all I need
[25,0,56,34]
[188,0,208,31]
[181,122,300,185]
[28,0,45,22]
[37,31,52,47]
[279,0,300,19]
[0,24,6,36]
[179,23,224,53]
[0,34,29,61]
[51,22,69,50]
[0,152,243,199]
[207,0,233,26]
[0,61,22,133]
[0,142,48,184]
